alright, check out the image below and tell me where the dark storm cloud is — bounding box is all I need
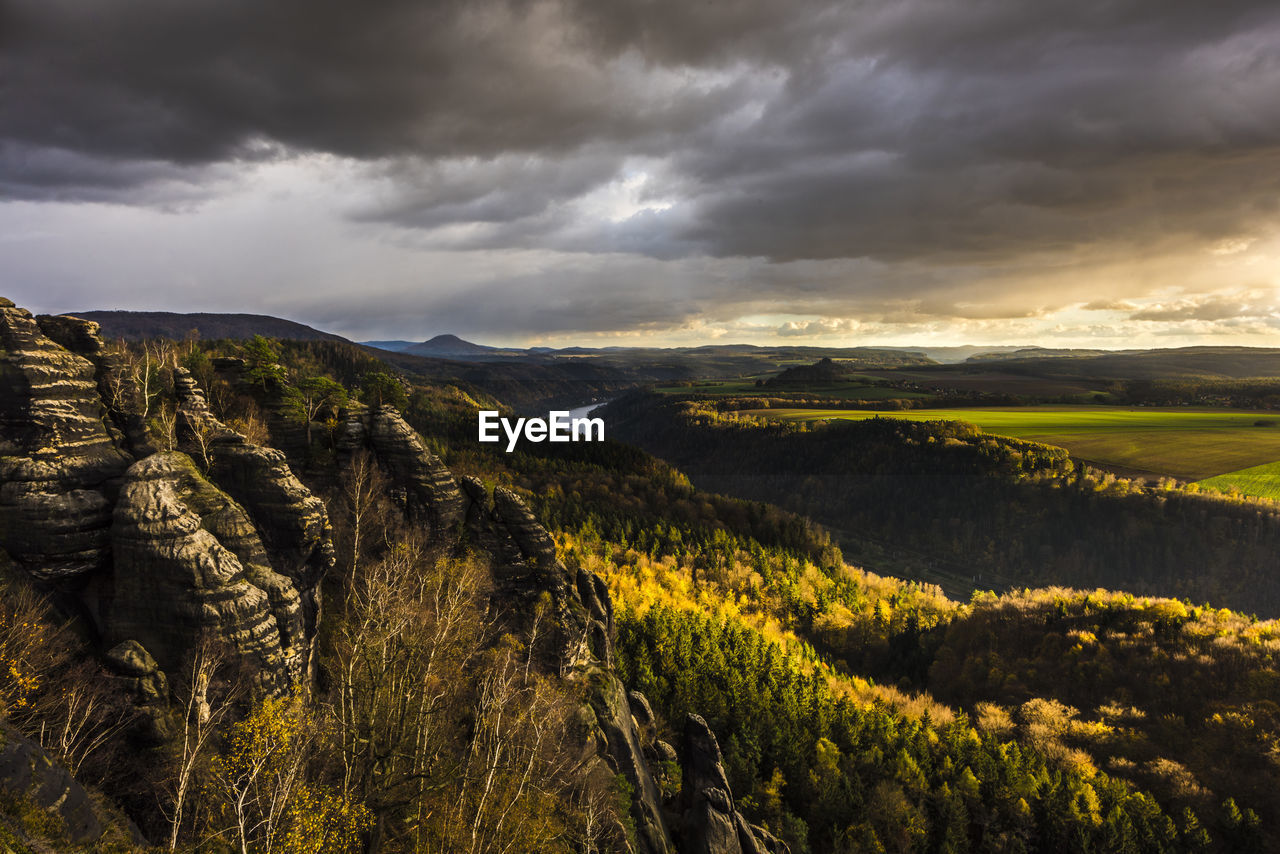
[4,0,1280,275]
[0,142,229,204]
[0,0,760,168]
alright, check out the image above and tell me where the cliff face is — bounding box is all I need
[108,452,309,691]
[458,474,675,854]
[678,715,788,854]
[0,300,133,582]
[174,368,334,667]
[336,401,465,539]
[0,300,331,696]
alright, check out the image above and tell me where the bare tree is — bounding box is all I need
[188,414,218,473]
[326,540,490,850]
[154,401,179,451]
[207,696,316,854]
[34,662,136,777]
[337,451,388,573]
[164,642,241,851]
[292,376,347,446]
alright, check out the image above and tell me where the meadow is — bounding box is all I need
[1196,460,1280,500]
[656,378,929,399]
[745,405,1280,482]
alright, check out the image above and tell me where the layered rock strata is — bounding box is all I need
[334,402,465,540]
[108,452,308,692]
[173,367,333,677]
[2,300,331,697]
[35,312,157,459]
[0,300,133,582]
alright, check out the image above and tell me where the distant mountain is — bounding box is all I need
[766,357,853,386]
[73,310,348,343]
[985,346,1280,380]
[361,339,416,352]
[403,334,517,359]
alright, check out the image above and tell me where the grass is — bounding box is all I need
[655,379,929,399]
[745,405,1280,481]
[1197,460,1280,500]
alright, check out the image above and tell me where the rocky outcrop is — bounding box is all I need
[36,312,157,459]
[174,367,334,672]
[585,675,677,854]
[105,640,169,706]
[329,401,464,542]
[464,480,605,666]
[678,715,787,854]
[365,404,464,537]
[0,300,134,582]
[107,452,307,693]
[0,720,103,844]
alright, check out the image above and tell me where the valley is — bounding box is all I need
[4,304,1280,853]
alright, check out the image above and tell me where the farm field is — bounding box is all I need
[745,405,1280,482]
[656,379,929,399]
[1197,460,1280,500]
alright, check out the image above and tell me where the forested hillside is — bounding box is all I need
[604,394,1280,615]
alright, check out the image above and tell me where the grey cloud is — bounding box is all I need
[0,0,760,186]
[776,318,861,337]
[0,141,243,208]
[5,0,1280,338]
[352,152,625,229]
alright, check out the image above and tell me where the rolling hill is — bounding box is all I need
[72,310,348,343]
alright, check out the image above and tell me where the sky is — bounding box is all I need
[3,0,1280,349]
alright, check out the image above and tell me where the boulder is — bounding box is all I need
[0,720,103,844]
[629,690,656,728]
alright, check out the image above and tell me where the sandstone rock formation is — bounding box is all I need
[174,367,334,674]
[331,400,464,541]
[679,714,788,854]
[365,404,465,536]
[35,312,157,459]
[108,452,309,692]
[2,302,332,698]
[0,300,133,582]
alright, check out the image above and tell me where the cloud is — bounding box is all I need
[4,0,1280,345]
[1127,290,1280,322]
[1082,299,1138,311]
[776,317,862,337]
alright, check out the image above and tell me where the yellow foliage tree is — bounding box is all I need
[206,695,369,854]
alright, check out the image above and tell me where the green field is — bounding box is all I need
[1197,460,1280,500]
[746,405,1280,482]
[656,379,929,399]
